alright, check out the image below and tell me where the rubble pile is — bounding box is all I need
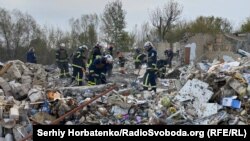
[0,53,250,140]
[0,60,64,140]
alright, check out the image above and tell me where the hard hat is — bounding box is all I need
[79,45,88,50]
[144,41,153,49]
[105,54,113,62]
[96,42,101,46]
[60,43,65,47]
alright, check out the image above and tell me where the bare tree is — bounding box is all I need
[132,22,158,49]
[0,8,40,59]
[69,14,99,48]
[0,8,13,58]
[12,10,41,57]
[150,0,182,42]
[43,26,67,49]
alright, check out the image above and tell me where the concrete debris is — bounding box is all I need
[1,49,250,140]
[0,62,12,77]
[5,133,14,141]
[31,112,56,124]
[21,75,32,85]
[238,49,250,57]
[13,125,29,141]
[0,77,12,96]
[10,106,19,120]
[223,55,235,63]
[4,61,23,81]
[198,62,211,72]
[228,79,247,96]
[107,93,132,108]
[0,119,16,129]
[28,86,45,102]
[176,79,213,102]
[0,90,4,96]
[111,106,129,116]
[59,84,111,96]
[193,111,229,125]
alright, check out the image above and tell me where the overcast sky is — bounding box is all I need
[1,0,250,31]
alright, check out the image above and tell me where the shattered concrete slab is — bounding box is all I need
[107,93,132,109]
[111,106,129,116]
[21,75,32,84]
[220,61,241,72]
[223,55,235,62]
[243,73,250,84]
[198,62,211,72]
[13,125,29,141]
[59,84,113,96]
[174,79,220,118]
[0,77,11,96]
[193,101,221,118]
[176,79,213,102]
[159,79,182,91]
[28,86,46,102]
[193,111,229,125]
[0,89,4,96]
[228,79,247,95]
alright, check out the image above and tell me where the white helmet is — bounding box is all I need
[144,41,153,49]
[79,45,88,50]
[60,43,65,47]
[105,54,113,62]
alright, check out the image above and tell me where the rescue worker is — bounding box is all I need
[108,45,113,56]
[134,48,146,69]
[116,51,126,74]
[87,42,102,67]
[164,48,174,68]
[56,43,70,78]
[87,57,111,86]
[26,47,37,63]
[71,45,88,86]
[156,59,168,78]
[143,41,158,93]
[104,54,113,77]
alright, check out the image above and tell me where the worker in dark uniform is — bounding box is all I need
[71,45,88,86]
[134,48,146,69]
[26,47,37,63]
[87,43,102,67]
[108,45,113,56]
[56,43,70,78]
[143,41,158,93]
[164,48,174,68]
[87,57,111,86]
[116,51,126,74]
